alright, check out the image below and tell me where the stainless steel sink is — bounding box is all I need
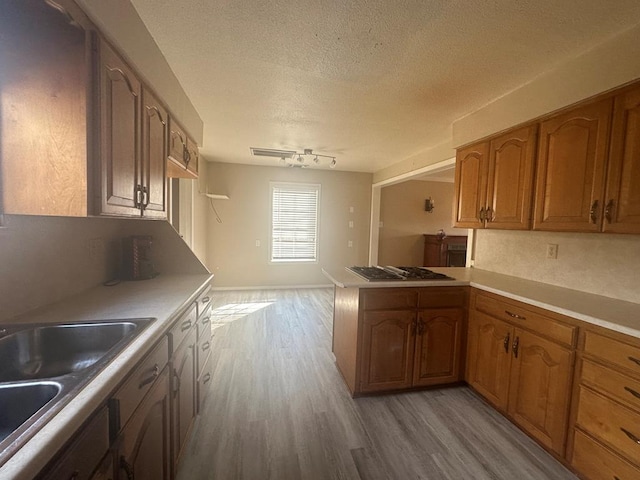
[0,382,61,443]
[0,318,154,468]
[0,322,139,382]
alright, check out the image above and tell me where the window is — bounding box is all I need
[271,182,320,262]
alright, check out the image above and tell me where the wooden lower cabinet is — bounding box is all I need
[116,367,171,480]
[360,310,416,392]
[413,308,463,386]
[466,290,575,456]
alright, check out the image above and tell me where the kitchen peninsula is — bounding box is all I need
[323,266,640,472]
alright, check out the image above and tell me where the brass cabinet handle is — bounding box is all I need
[120,456,135,480]
[505,310,526,320]
[503,332,510,353]
[201,316,211,326]
[134,184,142,208]
[201,296,211,304]
[202,341,211,352]
[138,363,160,389]
[142,186,149,209]
[624,386,640,400]
[620,427,640,445]
[628,356,640,367]
[512,336,520,358]
[486,206,494,222]
[479,207,486,222]
[605,199,615,223]
[590,200,599,224]
[181,319,193,332]
[417,318,425,336]
[173,369,181,393]
[203,372,212,384]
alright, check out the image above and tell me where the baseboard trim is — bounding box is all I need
[211,284,333,291]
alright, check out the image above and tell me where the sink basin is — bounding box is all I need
[0,321,140,382]
[0,382,61,443]
[0,318,154,467]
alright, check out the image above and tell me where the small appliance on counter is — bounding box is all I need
[122,235,158,280]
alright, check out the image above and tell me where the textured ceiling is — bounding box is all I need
[130,0,640,173]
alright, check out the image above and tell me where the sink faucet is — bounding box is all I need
[0,327,7,338]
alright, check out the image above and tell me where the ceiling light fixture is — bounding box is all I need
[251,147,337,169]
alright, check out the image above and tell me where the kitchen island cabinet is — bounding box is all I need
[332,284,468,396]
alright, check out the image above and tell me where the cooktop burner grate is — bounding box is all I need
[346,266,454,281]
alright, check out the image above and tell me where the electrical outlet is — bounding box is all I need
[546,244,558,259]
[255,240,261,247]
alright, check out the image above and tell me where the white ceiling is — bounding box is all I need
[130,0,640,173]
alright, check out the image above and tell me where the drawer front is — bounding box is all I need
[196,286,212,318]
[417,287,467,309]
[41,408,109,480]
[112,336,169,431]
[572,429,640,480]
[473,291,575,346]
[581,360,640,412]
[169,303,197,353]
[197,335,212,376]
[361,288,418,310]
[197,351,213,412]
[197,303,212,343]
[576,386,640,463]
[584,331,640,377]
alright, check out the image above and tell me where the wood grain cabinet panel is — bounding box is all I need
[98,40,141,216]
[453,143,488,228]
[466,311,512,410]
[604,84,640,234]
[571,429,640,480]
[534,99,613,232]
[413,309,463,387]
[141,88,168,218]
[507,328,573,454]
[360,310,416,393]
[167,118,199,179]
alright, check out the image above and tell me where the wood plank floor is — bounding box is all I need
[177,288,578,480]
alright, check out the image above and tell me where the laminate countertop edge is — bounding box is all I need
[0,273,214,480]
[322,267,640,340]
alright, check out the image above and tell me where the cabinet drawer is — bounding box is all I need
[111,336,169,432]
[197,351,213,411]
[417,287,467,309]
[40,408,109,480]
[169,304,197,353]
[572,429,640,480]
[361,288,418,310]
[197,303,212,343]
[473,291,575,346]
[581,360,640,412]
[196,286,212,318]
[584,331,640,377]
[576,386,640,464]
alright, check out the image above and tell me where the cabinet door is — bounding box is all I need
[186,139,199,178]
[486,125,537,229]
[466,311,512,410]
[604,85,640,234]
[141,88,167,218]
[118,367,171,480]
[507,328,573,455]
[413,308,463,387]
[360,310,415,393]
[453,142,489,228]
[98,40,141,216]
[171,328,197,473]
[533,100,612,232]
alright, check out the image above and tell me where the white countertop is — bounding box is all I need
[0,273,213,480]
[322,267,640,340]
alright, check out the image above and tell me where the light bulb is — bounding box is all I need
[330,158,337,169]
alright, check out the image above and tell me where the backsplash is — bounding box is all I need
[0,215,208,322]
[473,229,640,304]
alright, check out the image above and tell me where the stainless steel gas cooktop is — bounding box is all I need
[346,266,454,281]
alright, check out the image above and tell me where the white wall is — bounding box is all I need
[378,180,462,266]
[205,162,372,288]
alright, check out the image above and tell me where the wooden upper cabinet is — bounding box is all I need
[453,142,488,228]
[0,0,89,216]
[141,87,168,218]
[533,99,613,232]
[603,84,640,234]
[98,39,142,216]
[167,118,198,179]
[486,125,537,229]
[454,124,536,230]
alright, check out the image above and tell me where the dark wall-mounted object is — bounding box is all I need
[425,197,435,213]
